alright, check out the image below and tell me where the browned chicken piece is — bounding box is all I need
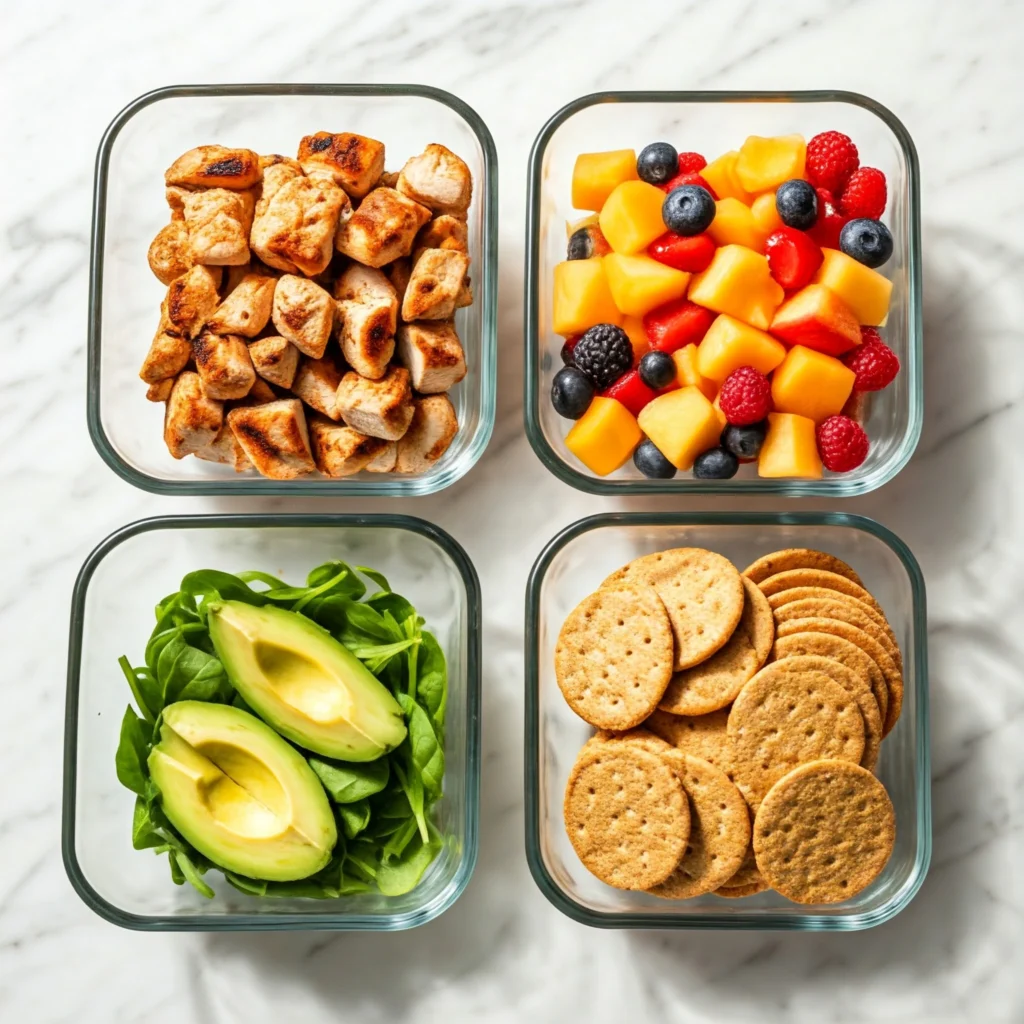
[165,186,191,218]
[416,214,468,255]
[226,398,316,479]
[164,264,222,339]
[194,424,253,472]
[365,441,397,473]
[335,187,431,268]
[333,264,398,380]
[401,248,470,321]
[298,132,386,199]
[243,377,279,405]
[164,371,224,459]
[147,221,193,284]
[248,335,299,389]
[291,354,344,420]
[192,330,256,400]
[181,188,255,266]
[140,314,191,384]
[308,416,389,477]
[259,153,303,174]
[396,321,467,393]
[386,258,412,306]
[395,394,458,473]
[271,275,334,358]
[145,378,175,403]
[396,144,472,216]
[165,145,262,190]
[223,262,252,296]
[336,367,415,441]
[455,277,474,309]
[377,171,399,189]
[206,273,276,337]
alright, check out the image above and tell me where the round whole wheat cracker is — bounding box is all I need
[743,549,863,586]
[719,838,760,889]
[587,728,671,756]
[715,876,770,898]
[564,744,688,890]
[742,576,776,666]
[645,709,734,768]
[753,759,895,904]
[555,584,674,730]
[657,626,760,716]
[602,549,745,670]
[757,568,884,616]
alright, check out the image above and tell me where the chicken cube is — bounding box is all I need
[336,366,414,441]
[244,377,279,405]
[377,171,399,189]
[395,321,467,393]
[140,314,191,385]
[164,264,222,339]
[165,186,190,218]
[395,394,459,473]
[147,221,193,284]
[456,277,473,309]
[194,424,253,472]
[401,248,470,321]
[298,132,386,200]
[334,187,430,268]
[206,273,276,337]
[227,398,316,479]
[259,153,303,175]
[181,188,255,266]
[292,354,344,420]
[386,258,412,307]
[365,441,397,473]
[416,214,468,255]
[271,275,334,358]
[164,371,224,459]
[165,146,262,190]
[192,330,256,400]
[146,378,175,403]
[308,416,390,477]
[396,144,472,216]
[333,264,398,380]
[248,335,299,389]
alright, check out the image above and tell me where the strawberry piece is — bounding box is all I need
[677,152,707,174]
[647,231,717,273]
[601,369,658,417]
[808,188,848,250]
[764,228,824,290]
[643,298,716,353]
[718,366,772,426]
[806,131,859,194]
[842,328,900,391]
[817,414,869,472]
[838,167,887,219]
[661,171,718,198]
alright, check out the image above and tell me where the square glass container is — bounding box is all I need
[63,514,481,931]
[525,512,930,929]
[88,84,497,495]
[525,91,922,495]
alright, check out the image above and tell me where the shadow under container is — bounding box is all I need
[525,512,930,929]
[525,90,922,495]
[63,514,481,931]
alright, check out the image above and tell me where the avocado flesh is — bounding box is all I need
[208,600,407,762]
[148,701,337,882]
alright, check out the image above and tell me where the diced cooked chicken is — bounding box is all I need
[206,273,276,337]
[226,398,316,479]
[377,170,399,189]
[336,366,414,441]
[194,424,253,472]
[395,321,467,393]
[298,132,386,199]
[165,146,262,189]
[147,221,193,284]
[180,188,255,266]
[456,277,473,309]
[164,264,222,339]
[334,187,430,268]
[271,275,334,358]
[396,144,472,216]
[308,416,390,477]
[244,377,279,404]
[395,394,458,473]
[192,330,256,400]
[401,248,470,321]
[248,335,299,389]
[386,258,412,306]
[165,185,190,219]
[416,214,468,255]
[333,264,398,380]
[146,378,175,403]
[291,354,343,420]
[365,441,397,473]
[259,153,303,175]
[164,371,223,459]
[140,314,191,384]
[223,262,251,296]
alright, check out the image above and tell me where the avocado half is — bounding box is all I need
[207,601,408,762]
[148,701,337,881]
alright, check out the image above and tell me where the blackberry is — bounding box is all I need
[572,324,633,389]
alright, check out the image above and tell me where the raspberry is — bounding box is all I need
[806,131,859,194]
[842,328,900,391]
[677,152,707,174]
[808,187,848,250]
[661,171,718,198]
[817,415,869,472]
[718,366,772,426]
[839,167,887,219]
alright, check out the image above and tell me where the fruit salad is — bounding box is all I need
[550,131,900,481]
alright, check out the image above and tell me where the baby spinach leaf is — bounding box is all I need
[115,706,151,796]
[357,566,391,594]
[168,852,185,886]
[231,691,255,715]
[345,839,381,880]
[131,797,166,850]
[174,851,215,899]
[342,602,400,644]
[235,570,291,592]
[338,800,371,840]
[118,656,157,722]
[308,757,389,803]
[224,873,268,897]
[393,761,428,843]
[377,833,441,896]
[290,567,353,614]
[308,560,366,601]
[381,816,420,863]
[163,641,230,706]
[260,879,339,899]
[351,636,420,675]
[398,694,444,802]
[153,592,200,633]
[339,876,374,895]
[416,631,447,728]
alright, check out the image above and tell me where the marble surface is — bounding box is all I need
[2,0,1023,1020]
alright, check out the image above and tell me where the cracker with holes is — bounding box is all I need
[757,568,885,615]
[743,548,863,586]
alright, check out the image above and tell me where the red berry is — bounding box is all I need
[842,328,900,391]
[817,415,869,472]
[764,227,824,290]
[807,187,848,250]
[838,167,887,219]
[661,171,718,198]
[677,152,707,174]
[602,369,658,418]
[806,131,859,194]
[643,298,715,353]
[718,366,772,426]
[648,231,716,273]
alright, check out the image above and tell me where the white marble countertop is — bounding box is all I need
[3,0,1023,1020]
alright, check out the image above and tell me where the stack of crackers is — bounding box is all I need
[556,546,901,904]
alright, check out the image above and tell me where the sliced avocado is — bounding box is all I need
[148,701,337,882]
[207,601,407,762]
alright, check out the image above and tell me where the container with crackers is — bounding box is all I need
[526,512,929,929]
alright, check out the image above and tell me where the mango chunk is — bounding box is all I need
[758,412,823,478]
[770,284,862,356]
[572,150,638,212]
[604,252,691,317]
[566,396,642,476]
[599,180,669,254]
[621,315,650,362]
[552,258,621,336]
[697,314,788,382]
[812,248,893,326]
[771,345,856,423]
[707,197,769,251]
[751,192,783,235]
[736,135,807,193]
[566,213,599,238]
[672,344,717,400]
[638,386,723,471]
[688,244,785,330]
[701,151,752,205]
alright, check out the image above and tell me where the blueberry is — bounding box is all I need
[638,351,676,390]
[560,340,577,365]
[637,142,679,186]
[721,420,768,461]
[567,227,594,261]
[662,185,716,236]
[633,439,677,479]
[551,366,594,419]
[693,446,739,479]
[775,179,818,230]
[839,218,893,268]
